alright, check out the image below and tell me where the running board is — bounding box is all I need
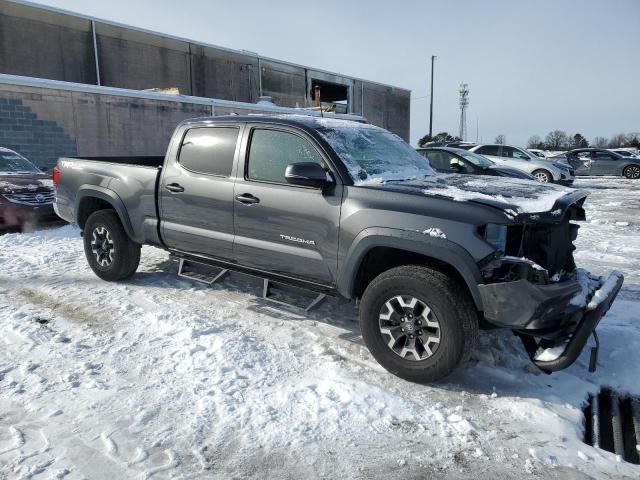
[176,258,326,312]
[262,279,327,312]
[178,258,229,285]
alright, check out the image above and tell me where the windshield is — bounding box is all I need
[316,122,435,183]
[0,151,40,174]
[518,147,540,160]
[458,150,494,168]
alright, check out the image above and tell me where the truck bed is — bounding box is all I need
[66,156,164,168]
[55,156,162,244]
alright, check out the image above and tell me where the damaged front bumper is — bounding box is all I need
[478,267,624,373]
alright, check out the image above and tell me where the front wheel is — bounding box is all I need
[359,265,479,383]
[83,209,141,281]
[623,164,640,179]
[532,169,552,183]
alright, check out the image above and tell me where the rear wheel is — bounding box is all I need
[532,169,552,183]
[83,209,141,281]
[359,265,478,383]
[623,164,640,179]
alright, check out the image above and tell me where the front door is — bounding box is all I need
[233,126,343,285]
[160,125,241,260]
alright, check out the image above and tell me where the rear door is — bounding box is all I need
[160,124,241,260]
[232,125,343,285]
[590,151,620,175]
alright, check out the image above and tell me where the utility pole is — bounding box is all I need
[458,83,469,141]
[428,55,436,138]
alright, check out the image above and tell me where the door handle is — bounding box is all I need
[235,193,260,205]
[165,183,184,193]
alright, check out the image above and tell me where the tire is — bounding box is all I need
[83,209,141,281]
[532,169,552,183]
[359,265,479,383]
[623,164,640,179]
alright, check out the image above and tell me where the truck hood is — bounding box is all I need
[0,173,53,195]
[362,174,587,221]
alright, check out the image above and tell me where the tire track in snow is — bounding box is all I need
[0,426,25,455]
[142,450,178,479]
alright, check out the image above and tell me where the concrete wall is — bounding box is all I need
[0,83,212,167]
[190,46,258,102]
[0,0,411,140]
[0,1,96,84]
[96,23,192,94]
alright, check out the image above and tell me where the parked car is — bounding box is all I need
[0,147,61,231]
[468,144,575,185]
[527,148,553,158]
[421,141,477,149]
[565,148,640,178]
[54,115,623,383]
[610,149,640,159]
[417,147,535,179]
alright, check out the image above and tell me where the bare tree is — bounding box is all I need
[544,130,569,150]
[608,133,628,148]
[494,134,506,145]
[527,135,542,149]
[626,132,640,148]
[592,136,608,148]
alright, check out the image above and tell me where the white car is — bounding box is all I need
[468,144,575,185]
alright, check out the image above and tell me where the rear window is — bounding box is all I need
[178,127,239,177]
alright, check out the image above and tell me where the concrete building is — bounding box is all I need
[0,0,410,167]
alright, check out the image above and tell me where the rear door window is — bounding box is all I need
[179,127,239,177]
[247,128,323,184]
[476,146,500,156]
[423,151,449,170]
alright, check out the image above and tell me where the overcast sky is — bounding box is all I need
[33,0,640,146]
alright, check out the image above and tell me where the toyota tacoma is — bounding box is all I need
[53,115,623,382]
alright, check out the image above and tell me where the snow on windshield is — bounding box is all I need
[314,118,436,184]
[0,151,40,174]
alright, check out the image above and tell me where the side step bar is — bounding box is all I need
[262,279,326,312]
[176,257,327,312]
[178,258,228,285]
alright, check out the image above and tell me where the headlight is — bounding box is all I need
[483,224,507,253]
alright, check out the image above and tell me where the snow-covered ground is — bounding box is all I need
[1,177,638,480]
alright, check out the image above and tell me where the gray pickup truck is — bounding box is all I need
[54,115,623,382]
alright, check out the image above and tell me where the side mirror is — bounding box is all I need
[449,163,463,173]
[285,163,333,188]
[40,166,50,173]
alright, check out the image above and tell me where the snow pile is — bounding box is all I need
[0,177,639,479]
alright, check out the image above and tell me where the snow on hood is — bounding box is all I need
[359,174,581,215]
[0,177,53,194]
[421,176,575,213]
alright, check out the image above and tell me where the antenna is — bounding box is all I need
[459,83,469,140]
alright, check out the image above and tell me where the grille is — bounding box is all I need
[583,388,640,464]
[2,191,54,206]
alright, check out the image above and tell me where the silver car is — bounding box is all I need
[467,144,575,185]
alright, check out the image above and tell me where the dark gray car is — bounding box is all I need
[417,147,535,179]
[559,148,640,178]
[54,115,623,383]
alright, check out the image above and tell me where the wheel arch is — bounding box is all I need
[338,228,484,310]
[75,187,136,241]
